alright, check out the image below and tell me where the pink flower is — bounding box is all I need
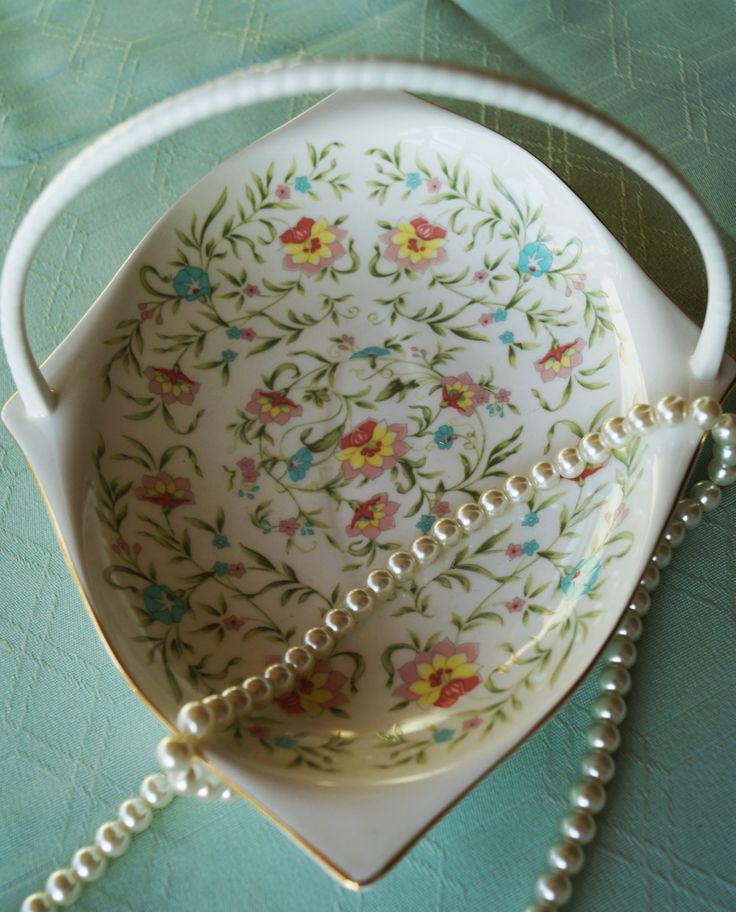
[269,656,349,717]
[337,333,354,351]
[534,338,585,383]
[462,716,483,730]
[135,473,194,510]
[144,366,200,405]
[505,596,525,613]
[380,216,448,272]
[279,517,300,536]
[243,284,260,297]
[275,184,291,200]
[240,328,256,341]
[223,614,244,630]
[440,373,490,416]
[337,419,408,480]
[393,639,482,709]
[426,177,442,193]
[236,456,259,484]
[473,269,489,283]
[479,313,493,326]
[506,543,523,559]
[279,217,347,275]
[115,536,129,554]
[228,563,246,578]
[432,500,450,517]
[495,388,511,404]
[248,724,270,737]
[346,493,399,540]
[246,389,302,425]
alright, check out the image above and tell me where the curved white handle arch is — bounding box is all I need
[1,59,731,417]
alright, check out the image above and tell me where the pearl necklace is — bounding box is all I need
[21,395,736,912]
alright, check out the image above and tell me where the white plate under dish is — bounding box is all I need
[3,66,734,886]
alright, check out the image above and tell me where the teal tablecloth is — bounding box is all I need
[1,2,735,910]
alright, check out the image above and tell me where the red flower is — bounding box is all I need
[240,328,256,341]
[228,563,246,578]
[440,373,490,416]
[337,419,408,480]
[222,614,244,630]
[279,217,347,275]
[248,724,271,737]
[243,284,260,297]
[380,216,447,272]
[346,493,399,540]
[534,338,585,382]
[462,716,483,730]
[246,389,302,425]
[393,639,482,709]
[135,473,194,510]
[236,456,259,484]
[567,461,609,485]
[144,366,200,405]
[269,656,349,717]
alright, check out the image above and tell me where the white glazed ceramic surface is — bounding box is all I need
[4,91,734,883]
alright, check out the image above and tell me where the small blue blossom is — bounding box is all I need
[486,403,505,418]
[519,241,554,277]
[172,266,210,300]
[561,556,602,601]
[221,349,238,363]
[212,561,229,578]
[499,331,515,344]
[432,728,454,743]
[226,326,241,339]
[416,514,434,534]
[405,171,422,190]
[522,539,540,556]
[294,176,311,193]
[287,447,313,482]
[259,518,273,535]
[521,512,539,528]
[300,521,315,536]
[212,534,230,549]
[142,585,188,625]
[275,735,297,749]
[434,425,456,450]
[350,346,390,359]
[493,308,508,323]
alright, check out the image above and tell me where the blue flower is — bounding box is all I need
[522,539,540,556]
[294,176,311,193]
[561,556,602,601]
[432,728,454,743]
[521,512,539,528]
[300,521,315,536]
[221,349,238,363]
[499,331,515,344]
[142,585,188,625]
[212,534,230,549]
[226,326,241,339]
[260,518,273,535]
[434,425,456,450]
[212,561,229,578]
[519,241,553,277]
[493,308,508,323]
[172,266,210,300]
[287,447,313,482]
[416,514,434,534]
[275,735,297,749]
[350,346,390,359]
[405,171,422,190]
[485,403,504,418]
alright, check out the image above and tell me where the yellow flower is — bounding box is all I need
[337,419,408,480]
[394,219,446,264]
[282,218,335,265]
[409,653,481,709]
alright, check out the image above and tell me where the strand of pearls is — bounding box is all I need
[20,396,735,911]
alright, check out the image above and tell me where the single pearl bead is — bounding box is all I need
[431,517,463,547]
[715,443,736,466]
[241,675,273,708]
[412,534,441,564]
[202,694,234,731]
[283,645,315,678]
[598,665,631,695]
[601,415,631,449]
[140,772,173,809]
[21,893,54,912]
[555,445,584,479]
[479,488,509,516]
[674,498,703,528]
[264,662,297,696]
[616,608,643,643]
[344,587,376,617]
[386,550,418,583]
[535,869,572,906]
[195,773,226,803]
[591,692,627,725]
[456,501,486,532]
[560,809,596,844]
[690,479,722,512]
[523,904,557,912]
[711,412,736,446]
[303,626,335,657]
[628,587,651,616]
[569,777,607,814]
[324,607,355,640]
[603,635,637,668]
[580,432,609,465]
[548,837,585,874]
[366,568,397,600]
[580,748,616,783]
[117,797,153,834]
[650,540,671,569]
[94,820,131,858]
[221,685,252,719]
[656,394,688,425]
[530,461,560,490]
[505,474,533,503]
[663,519,686,547]
[168,760,207,797]
[155,735,194,773]
[626,403,657,434]
[586,721,621,753]
[220,787,238,803]
[709,460,736,486]
[71,845,107,883]
[176,701,214,740]
[690,396,721,429]
[46,869,82,907]
[640,562,660,591]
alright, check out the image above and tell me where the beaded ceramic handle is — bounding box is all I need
[0,58,732,418]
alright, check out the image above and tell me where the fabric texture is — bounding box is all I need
[1,2,734,910]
